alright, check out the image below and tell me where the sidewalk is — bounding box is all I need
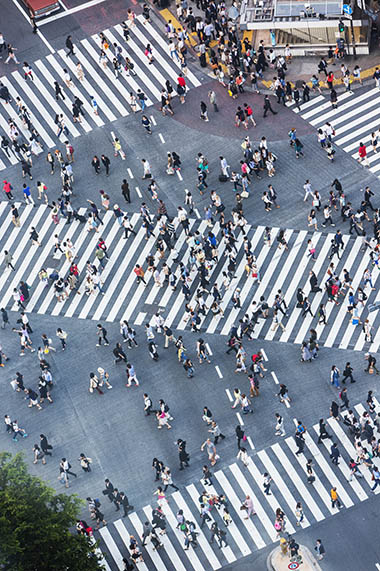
[268,544,322,571]
[157,4,380,92]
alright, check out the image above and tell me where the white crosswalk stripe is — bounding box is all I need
[288,88,380,179]
[0,18,200,170]
[94,399,380,570]
[0,203,380,350]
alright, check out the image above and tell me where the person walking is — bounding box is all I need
[96,324,109,346]
[263,95,277,117]
[315,539,326,560]
[40,434,53,456]
[330,443,341,465]
[330,487,343,508]
[65,35,75,56]
[263,473,272,495]
[241,495,256,519]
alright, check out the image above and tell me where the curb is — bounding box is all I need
[267,545,323,571]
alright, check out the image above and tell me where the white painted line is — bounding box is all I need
[205,342,212,355]
[247,436,255,450]
[177,170,183,181]
[215,365,223,379]
[135,186,142,198]
[246,456,296,534]
[286,433,336,515]
[98,526,125,570]
[194,208,200,219]
[38,0,107,25]
[135,312,146,325]
[225,388,233,402]
[150,115,157,126]
[214,470,265,549]
[74,42,128,117]
[260,348,268,361]
[1,75,55,147]
[128,512,167,570]
[127,168,134,179]
[137,17,201,87]
[142,505,187,571]
[271,371,279,384]
[34,59,92,132]
[56,49,112,123]
[257,449,309,529]
[236,412,244,426]
[9,0,55,52]
[173,489,222,569]
[272,443,325,522]
[230,463,277,541]
[159,133,165,144]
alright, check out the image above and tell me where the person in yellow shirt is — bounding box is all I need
[330,487,343,509]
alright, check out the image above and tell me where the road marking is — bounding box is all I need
[135,312,146,325]
[159,133,165,144]
[10,0,55,52]
[150,115,157,126]
[127,168,134,179]
[225,388,233,402]
[205,342,212,355]
[215,365,223,379]
[38,0,108,25]
[135,186,142,198]
[260,348,268,361]
[237,412,244,426]
[271,371,279,384]
[177,170,183,181]
[247,436,255,450]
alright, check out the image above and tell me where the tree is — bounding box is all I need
[0,452,104,571]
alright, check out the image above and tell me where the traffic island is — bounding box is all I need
[267,543,322,570]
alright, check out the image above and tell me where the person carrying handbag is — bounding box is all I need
[78,453,92,472]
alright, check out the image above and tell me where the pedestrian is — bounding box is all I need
[330,487,343,508]
[56,328,67,350]
[40,434,52,456]
[241,495,256,519]
[295,501,304,526]
[330,443,340,465]
[275,412,286,436]
[200,101,209,121]
[33,444,46,465]
[208,90,218,112]
[315,539,326,560]
[96,324,109,346]
[78,453,92,472]
[263,95,277,117]
[263,473,272,495]
[65,35,75,56]
[237,447,250,467]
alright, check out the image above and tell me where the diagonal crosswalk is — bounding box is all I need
[94,399,380,570]
[1,202,380,350]
[288,87,380,178]
[0,15,201,170]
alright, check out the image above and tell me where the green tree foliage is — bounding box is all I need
[0,452,104,571]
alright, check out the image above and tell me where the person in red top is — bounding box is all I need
[358,142,369,166]
[243,103,257,127]
[327,71,334,89]
[2,180,13,200]
[134,264,146,285]
[177,73,186,88]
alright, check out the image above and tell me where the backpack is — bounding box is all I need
[94,498,101,508]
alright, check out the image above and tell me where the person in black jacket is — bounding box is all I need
[102,478,115,502]
[178,439,190,470]
[309,271,322,293]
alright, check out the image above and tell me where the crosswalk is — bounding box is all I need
[2,202,380,351]
[0,15,200,170]
[94,399,380,570]
[288,87,380,176]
